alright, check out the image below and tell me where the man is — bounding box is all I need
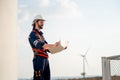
[28,15,59,80]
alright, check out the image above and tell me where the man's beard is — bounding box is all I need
[38,24,43,29]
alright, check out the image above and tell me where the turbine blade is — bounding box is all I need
[85,47,90,56]
[79,53,83,57]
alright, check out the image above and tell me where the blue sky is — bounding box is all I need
[18,0,120,78]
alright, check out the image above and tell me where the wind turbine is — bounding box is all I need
[80,48,89,79]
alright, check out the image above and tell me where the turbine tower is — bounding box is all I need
[80,48,89,79]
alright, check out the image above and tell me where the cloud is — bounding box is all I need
[18,4,28,8]
[18,0,81,24]
[37,0,81,19]
[18,4,31,23]
[38,0,50,7]
[19,12,30,23]
[59,0,80,17]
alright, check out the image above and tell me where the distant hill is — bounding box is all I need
[18,76,120,80]
[52,76,120,80]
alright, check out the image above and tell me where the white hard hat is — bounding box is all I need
[32,15,45,24]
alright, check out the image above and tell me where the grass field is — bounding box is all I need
[55,76,120,80]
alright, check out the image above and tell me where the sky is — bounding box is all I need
[18,0,120,79]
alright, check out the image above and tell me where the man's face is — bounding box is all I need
[37,20,45,29]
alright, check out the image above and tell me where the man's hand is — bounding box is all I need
[54,41,60,47]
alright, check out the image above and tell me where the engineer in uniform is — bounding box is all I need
[28,15,59,80]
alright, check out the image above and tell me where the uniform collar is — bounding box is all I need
[33,28,43,35]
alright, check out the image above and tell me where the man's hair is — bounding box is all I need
[32,23,35,27]
[32,20,39,29]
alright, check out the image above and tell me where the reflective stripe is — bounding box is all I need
[35,53,48,58]
[33,40,39,46]
[33,48,48,58]
[39,54,48,58]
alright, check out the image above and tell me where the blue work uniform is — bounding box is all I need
[28,28,50,80]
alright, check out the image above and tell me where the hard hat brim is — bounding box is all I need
[32,19,45,25]
[38,19,45,21]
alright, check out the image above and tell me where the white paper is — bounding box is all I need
[49,40,68,54]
